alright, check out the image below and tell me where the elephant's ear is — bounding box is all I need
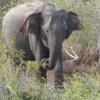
[20,12,42,34]
[20,18,28,33]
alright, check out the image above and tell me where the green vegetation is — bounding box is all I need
[0,0,100,100]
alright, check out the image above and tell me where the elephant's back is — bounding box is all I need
[10,1,45,16]
[2,1,45,33]
[2,1,45,48]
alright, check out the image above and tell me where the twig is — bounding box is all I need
[63,45,79,63]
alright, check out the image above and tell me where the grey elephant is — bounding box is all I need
[2,1,82,88]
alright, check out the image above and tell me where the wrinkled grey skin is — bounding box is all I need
[2,1,82,88]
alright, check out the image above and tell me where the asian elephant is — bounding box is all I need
[2,1,82,88]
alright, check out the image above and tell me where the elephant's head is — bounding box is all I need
[20,4,82,70]
[46,10,82,70]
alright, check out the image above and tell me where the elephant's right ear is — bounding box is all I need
[20,12,42,34]
[20,18,28,33]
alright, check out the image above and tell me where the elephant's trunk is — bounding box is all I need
[48,38,62,70]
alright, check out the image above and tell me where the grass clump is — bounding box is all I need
[62,73,100,100]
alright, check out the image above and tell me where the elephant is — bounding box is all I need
[2,1,82,89]
[96,36,100,69]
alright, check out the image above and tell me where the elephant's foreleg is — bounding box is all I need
[54,53,64,89]
[29,34,49,61]
[35,40,49,62]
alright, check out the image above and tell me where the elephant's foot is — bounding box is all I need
[54,70,64,90]
[38,58,49,83]
[54,78,64,90]
[39,66,47,78]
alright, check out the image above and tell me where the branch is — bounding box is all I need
[63,45,79,62]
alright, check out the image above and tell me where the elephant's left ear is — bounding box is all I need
[20,12,42,34]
